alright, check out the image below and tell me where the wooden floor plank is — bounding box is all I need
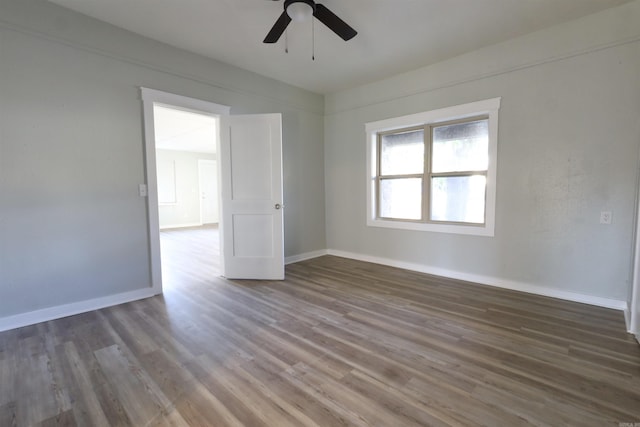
[0,402,17,427]
[0,226,638,426]
[0,355,16,407]
[94,345,170,426]
[171,382,244,427]
[37,409,77,427]
[14,350,60,426]
[53,342,111,427]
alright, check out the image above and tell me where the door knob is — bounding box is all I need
[275,203,282,210]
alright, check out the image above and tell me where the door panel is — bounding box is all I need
[220,114,284,280]
[232,215,274,257]
[230,125,273,200]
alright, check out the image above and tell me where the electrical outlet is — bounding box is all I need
[600,211,612,224]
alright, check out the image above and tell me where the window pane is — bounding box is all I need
[430,175,486,223]
[432,119,488,173]
[380,178,422,220]
[380,129,424,175]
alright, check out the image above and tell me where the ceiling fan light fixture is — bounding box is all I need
[263,0,356,44]
[286,0,314,22]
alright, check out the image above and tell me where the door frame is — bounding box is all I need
[631,156,640,341]
[198,159,218,226]
[140,87,230,294]
[632,210,640,339]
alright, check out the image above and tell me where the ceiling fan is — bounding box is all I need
[264,0,357,44]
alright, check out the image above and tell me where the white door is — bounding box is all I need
[199,159,218,224]
[219,113,284,280]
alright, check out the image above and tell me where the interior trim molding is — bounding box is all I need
[326,249,629,313]
[326,34,640,115]
[0,287,159,333]
[285,249,329,265]
[0,19,322,115]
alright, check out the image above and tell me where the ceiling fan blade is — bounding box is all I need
[313,4,357,41]
[264,11,292,43]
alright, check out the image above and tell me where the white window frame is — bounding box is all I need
[365,97,501,236]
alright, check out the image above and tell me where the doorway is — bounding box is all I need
[141,88,230,294]
[141,88,285,291]
[152,104,220,289]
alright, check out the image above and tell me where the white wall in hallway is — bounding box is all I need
[156,150,216,229]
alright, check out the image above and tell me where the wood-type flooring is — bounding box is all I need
[0,226,639,426]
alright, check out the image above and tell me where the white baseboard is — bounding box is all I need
[327,249,628,312]
[285,249,329,265]
[159,222,202,230]
[1,249,628,333]
[0,287,159,333]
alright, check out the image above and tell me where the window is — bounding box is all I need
[366,98,500,236]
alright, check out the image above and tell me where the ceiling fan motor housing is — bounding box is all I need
[285,0,316,22]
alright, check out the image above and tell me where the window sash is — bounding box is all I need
[428,172,488,224]
[376,176,424,221]
[375,116,489,226]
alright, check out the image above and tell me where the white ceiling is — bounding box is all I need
[48,0,632,94]
[154,105,217,154]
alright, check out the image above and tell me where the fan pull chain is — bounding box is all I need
[285,28,289,54]
[312,18,315,60]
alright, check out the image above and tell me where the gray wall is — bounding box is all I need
[324,1,640,302]
[0,0,326,318]
[1,0,639,322]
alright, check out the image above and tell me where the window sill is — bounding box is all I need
[367,218,494,237]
